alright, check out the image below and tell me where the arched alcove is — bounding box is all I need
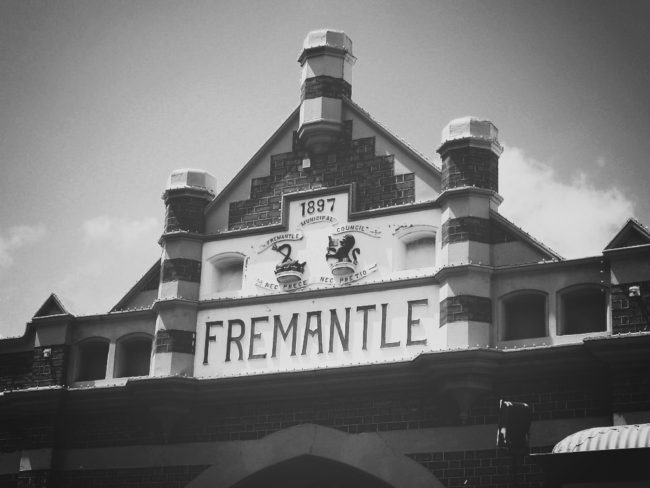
[185,423,443,488]
[233,454,393,488]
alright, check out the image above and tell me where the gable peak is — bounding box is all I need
[604,218,650,250]
[33,293,72,318]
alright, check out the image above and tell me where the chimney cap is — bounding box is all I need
[441,116,500,144]
[165,168,217,195]
[299,29,355,63]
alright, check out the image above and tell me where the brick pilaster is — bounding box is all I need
[161,258,201,284]
[301,75,351,100]
[440,296,492,325]
[155,330,196,354]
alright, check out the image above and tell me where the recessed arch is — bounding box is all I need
[393,224,437,271]
[114,332,153,378]
[74,337,110,381]
[557,284,608,335]
[185,423,443,488]
[500,289,548,341]
[208,252,246,293]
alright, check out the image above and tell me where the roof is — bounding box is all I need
[110,261,160,312]
[343,97,441,177]
[604,218,650,250]
[490,210,564,261]
[205,98,442,215]
[33,293,74,318]
[553,423,650,453]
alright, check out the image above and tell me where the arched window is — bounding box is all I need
[394,225,437,271]
[76,339,109,381]
[114,334,152,378]
[210,253,245,293]
[559,286,607,335]
[502,291,547,341]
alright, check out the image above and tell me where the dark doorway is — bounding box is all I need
[232,454,394,488]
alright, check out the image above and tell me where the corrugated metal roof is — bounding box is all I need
[553,424,650,453]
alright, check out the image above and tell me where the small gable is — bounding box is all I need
[491,212,563,266]
[605,219,650,250]
[111,261,160,312]
[33,293,71,318]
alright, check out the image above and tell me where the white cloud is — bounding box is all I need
[0,224,47,267]
[83,216,161,249]
[57,216,163,315]
[499,146,635,258]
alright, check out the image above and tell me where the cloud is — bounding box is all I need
[499,146,635,258]
[83,216,161,249]
[59,216,163,315]
[0,224,47,267]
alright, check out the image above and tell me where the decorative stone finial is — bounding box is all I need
[162,169,217,234]
[439,117,503,157]
[298,29,354,64]
[165,168,217,195]
[442,116,499,144]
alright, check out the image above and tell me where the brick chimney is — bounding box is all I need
[159,168,216,300]
[297,29,356,154]
[152,168,216,377]
[437,116,503,267]
[438,116,502,193]
[436,117,502,350]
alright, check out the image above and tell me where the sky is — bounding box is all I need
[1,0,649,337]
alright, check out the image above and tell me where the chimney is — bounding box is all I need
[151,168,216,377]
[438,116,503,193]
[435,117,502,350]
[297,29,356,154]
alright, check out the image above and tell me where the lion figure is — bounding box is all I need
[325,234,360,264]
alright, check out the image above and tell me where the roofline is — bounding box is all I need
[110,260,161,312]
[204,106,301,214]
[494,255,602,274]
[73,308,156,323]
[342,97,442,178]
[603,242,650,257]
[205,98,441,217]
[490,210,564,260]
[33,292,73,318]
[604,217,650,250]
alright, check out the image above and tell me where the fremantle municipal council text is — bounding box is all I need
[203,298,429,364]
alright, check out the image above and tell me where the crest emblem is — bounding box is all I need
[272,243,306,284]
[325,234,360,276]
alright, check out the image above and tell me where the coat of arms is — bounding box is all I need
[325,234,360,276]
[272,243,306,284]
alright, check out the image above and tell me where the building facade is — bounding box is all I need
[1,30,650,488]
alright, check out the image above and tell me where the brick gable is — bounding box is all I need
[228,122,415,230]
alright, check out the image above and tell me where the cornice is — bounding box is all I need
[198,275,437,310]
[74,308,156,324]
[437,137,503,157]
[493,256,602,275]
[152,298,198,314]
[436,186,503,207]
[583,332,650,366]
[602,243,650,258]
[433,264,493,282]
[158,231,205,246]
[30,314,75,327]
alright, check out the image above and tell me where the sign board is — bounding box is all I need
[196,285,439,377]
